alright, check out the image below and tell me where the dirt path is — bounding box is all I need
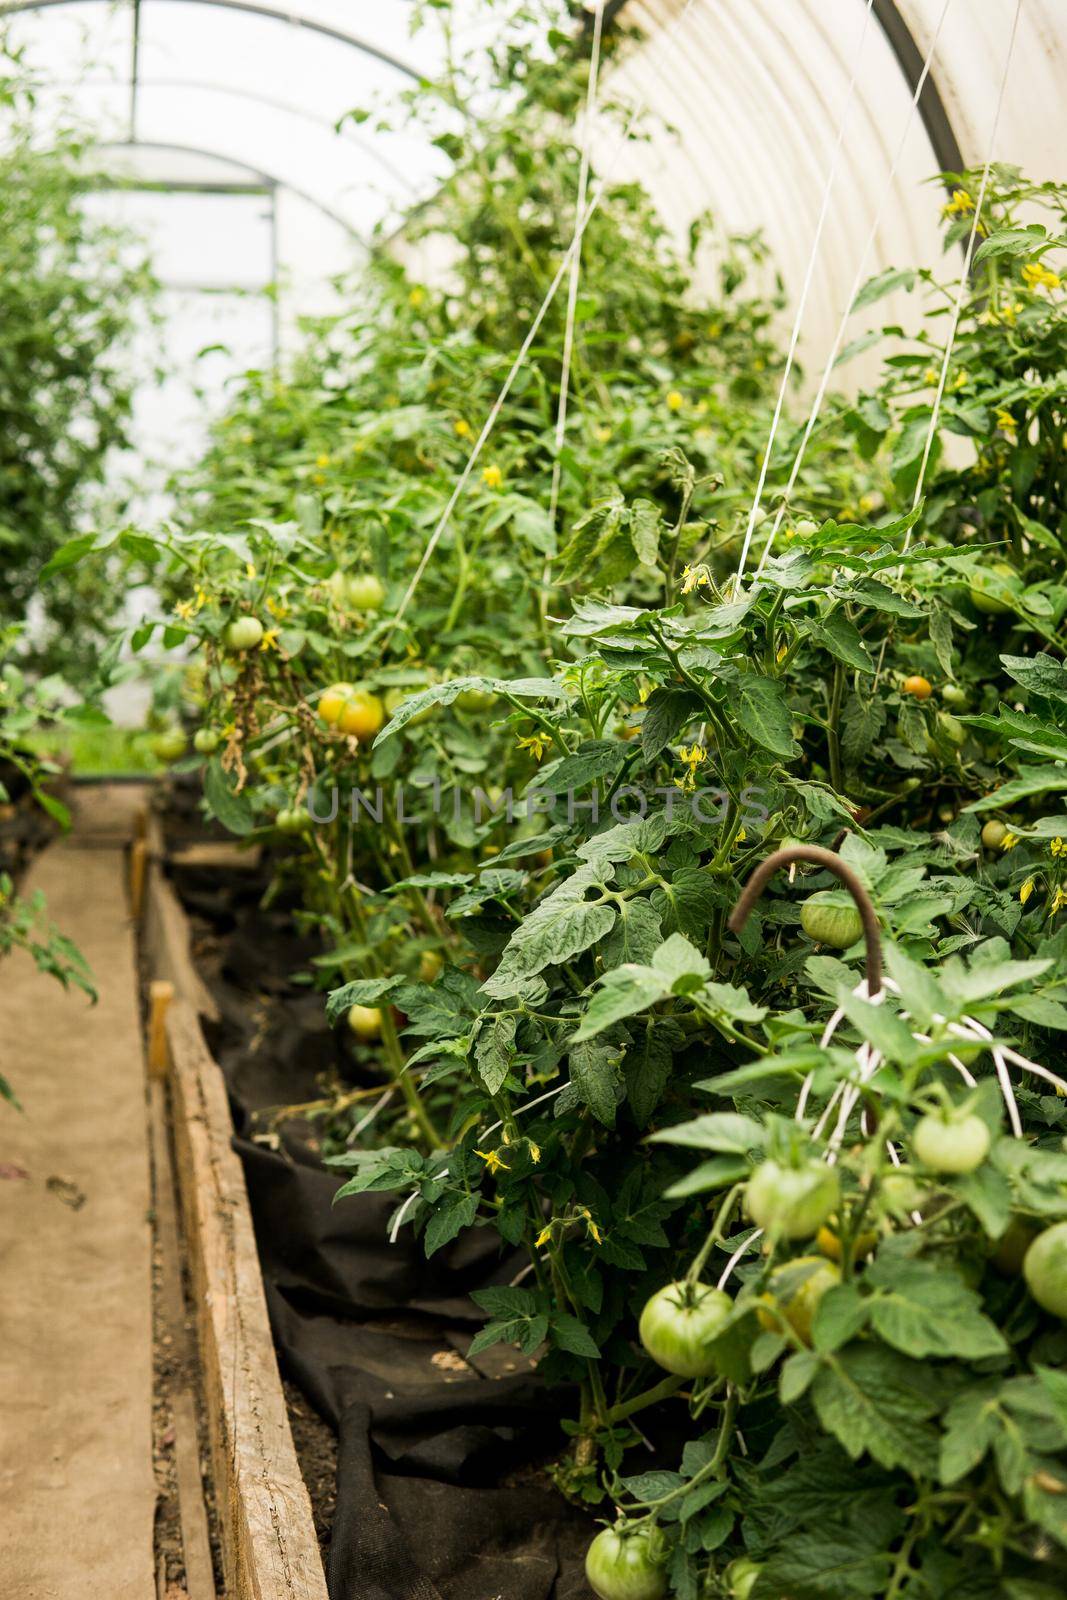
[0,797,155,1598]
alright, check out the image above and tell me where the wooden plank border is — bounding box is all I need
[142,851,329,1600]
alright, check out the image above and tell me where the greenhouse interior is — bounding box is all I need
[4,2,1067,1597]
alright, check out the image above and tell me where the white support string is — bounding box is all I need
[387,0,702,640]
[734,0,877,582]
[548,0,605,531]
[900,0,1023,557]
[744,0,954,585]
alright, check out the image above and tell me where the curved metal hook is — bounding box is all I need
[727,843,882,997]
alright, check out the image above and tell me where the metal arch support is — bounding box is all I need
[0,0,422,83]
[870,0,966,178]
[96,138,371,244]
[48,72,420,195]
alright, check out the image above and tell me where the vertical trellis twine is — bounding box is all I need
[734,0,877,583]
[386,0,703,646]
[738,0,955,587]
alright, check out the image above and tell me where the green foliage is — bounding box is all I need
[0,39,155,670]
[55,5,1067,1589]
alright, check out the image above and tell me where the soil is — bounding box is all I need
[284,1378,339,1564]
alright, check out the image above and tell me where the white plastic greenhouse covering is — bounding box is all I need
[3,0,1065,476]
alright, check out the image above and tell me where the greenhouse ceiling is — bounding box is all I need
[3,0,1064,412]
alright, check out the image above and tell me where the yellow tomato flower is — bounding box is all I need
[482,463,503,489]
[1002,832,1019,852]
[534,1222,554,1249]
[265,596,290,619]
[1049,838,1066,858]
[943,188,975,217]
[259,628,280,653]
[1051,886,1067,918]
[315,452,331,469]
[1023,261,1060,292]
[1020,878,1036,905]
[454,418,472,439]
[996,408,1018,438]
[707,321,722,338]
[246,563,256,580]
[924,366,939,386]
[681,563,710,595]
[408,285,425,308]
[577,1207,603,1245]
[517,731,550,762]
[527,1140,541,1165]
[859,492,878,515]
[475,1148,510,1176]
[594,424,613,443]
[665,389,685,412]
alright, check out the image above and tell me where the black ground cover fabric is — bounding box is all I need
[173,859,594,1599]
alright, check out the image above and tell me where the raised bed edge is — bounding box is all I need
[141,846,329,1600]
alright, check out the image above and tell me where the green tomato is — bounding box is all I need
[456,687,498,715]
[756,1255,841,1346]
[193,727,220,754]
[912,1111,990,1174]
[879,1172,924,1217]
[347,1004,382,1041]
[941,683,969,709]
[276,807,311,836]
[936,711,967,748]
[981,819,1009,850]
[991,1215,1041,1277]
[384,682,435,727]
[584,1525,667,1600]
[225,616,264,651]
[346,572,385,611]
[724,1557,762,1599]
[970,560,1021,615]
[746,1159,840,1240]
[800,892,864,950]
[638,1281,732,1378]
[1024,1222,1067,1318]
[150,728,187,763]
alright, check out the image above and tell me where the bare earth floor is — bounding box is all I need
[0,804,155,1597]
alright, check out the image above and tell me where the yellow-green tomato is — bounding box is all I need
[150,728,188,764]
[981,819,1009,850]
[912,1111,990,1174]
[800,893,864,950]
[418,949,444,983]
[756,1255,841,1347]
[1023,1222,1067,1318]
[584,1525,667,1600]
[346,572,385,611]
[347,1004,382,1041]
[637,1281,732,1378]
[970,560,1021,615]
[746,1159,840,1240]
[456,686,497,714]
[276,807,311,836]
[317,682,355,725]
[224,616,264,651]
[941,684,969,710]
[336,691,384,741]
[724,1558,762,1600]
[193,727,220,754]
[384,684,435,728]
